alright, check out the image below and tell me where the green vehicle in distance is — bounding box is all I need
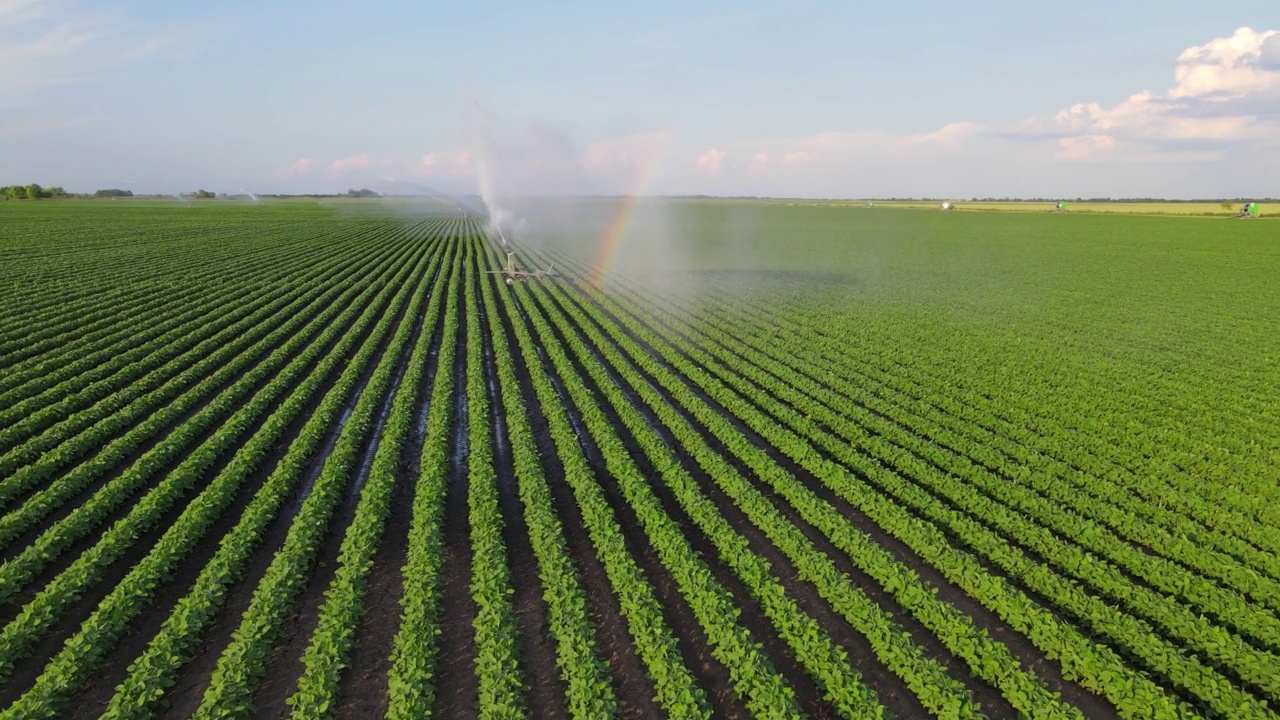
[1237,202,1260,218]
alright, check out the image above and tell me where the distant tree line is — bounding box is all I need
[954,197,1279,203]
[2,184,67,199]
[346,188,380,198]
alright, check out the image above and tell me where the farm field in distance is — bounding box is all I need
[787,200,1269,216]
[1,198,1278,719]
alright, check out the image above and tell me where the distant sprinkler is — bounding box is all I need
[1236,201,1260,219]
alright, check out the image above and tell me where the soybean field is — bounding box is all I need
[1,199,1278,719]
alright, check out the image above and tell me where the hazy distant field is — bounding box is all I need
[778,199,1268,216]
[1,198,1277,719]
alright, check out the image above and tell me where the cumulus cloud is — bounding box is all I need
[1053,135,1116,161]
[1169,27,1280,100]
[915,122,983,149]
[747,152,769,176]
[694,147,725,176]
[1262,33,1280,70]
[1006,27,1280,160]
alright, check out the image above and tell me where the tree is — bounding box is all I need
[94,189,134,197]
[1221,200,1235,211]
[0,184,57,199]
[191,189,217,199]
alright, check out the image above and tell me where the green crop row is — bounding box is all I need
[188,242,443,718]
[535,272,1090,720]
[0,235,435,717]
[0,238,422,572]
[0,227,394,481]
[569,274,1261,719]
[717,285,1280,565]
[464,241,526,719]
[285,239,457,719]
[485,242,711,719]
[383,229,464,720]
[0,223,377,414]
[475,248,618,719]
[0,230,319,373]
[94,237,438,720]
[521,277,890,718]
[509,257,804,718]
[644,280,1280,655]
[718,288,1280,553]
[0,214,390,367]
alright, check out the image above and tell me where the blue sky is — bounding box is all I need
[3,0,1278,197]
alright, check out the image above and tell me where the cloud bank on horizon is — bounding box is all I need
[2,1,1277,199]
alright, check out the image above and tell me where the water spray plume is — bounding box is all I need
[460,92,525,251]
[454,94,681,285]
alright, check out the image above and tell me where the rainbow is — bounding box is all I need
[588,142,667,284]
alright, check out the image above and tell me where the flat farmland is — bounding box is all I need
[1,199,1277,719]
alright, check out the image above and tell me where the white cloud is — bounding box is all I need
[694,147,725,176]
[915,122,982,149]
[1169,27,1280,100]
[1005,26,1280,161]
[1053,135,1116,161]
[1262,33,1280,69]
[1016,93,1265,142]
[747,152,769,176]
